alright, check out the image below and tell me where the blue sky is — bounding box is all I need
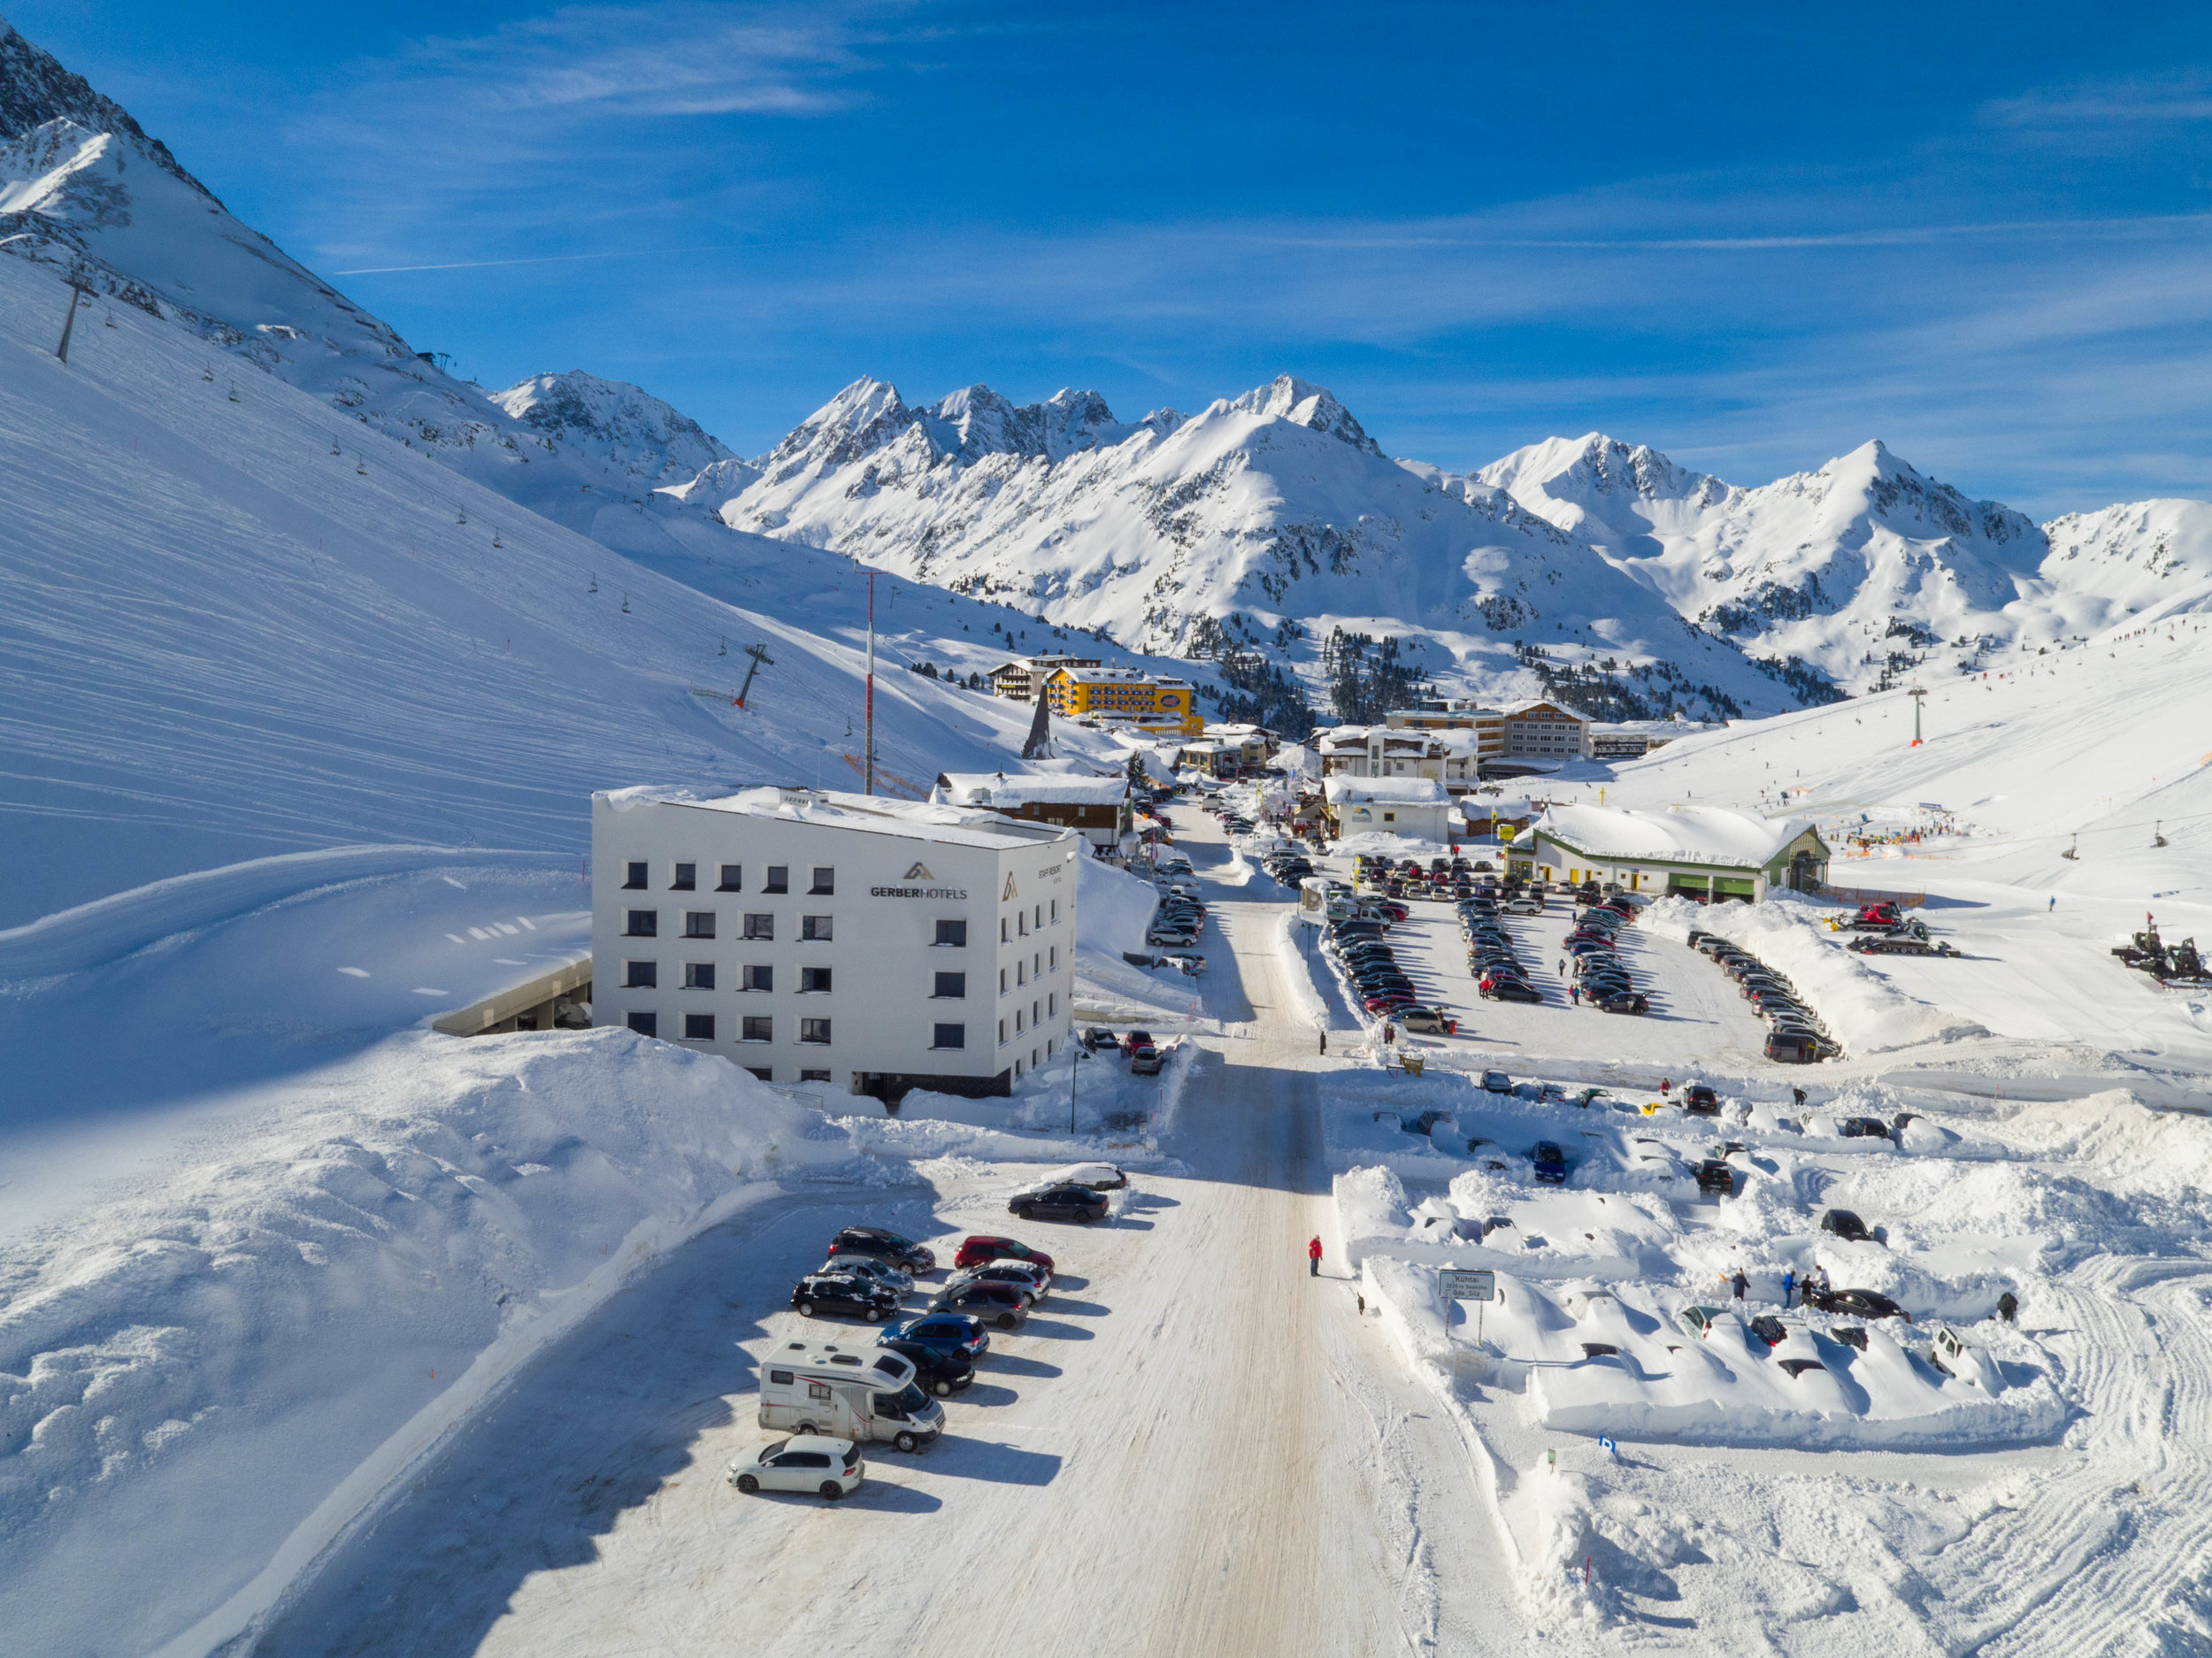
[15,1,2212,513]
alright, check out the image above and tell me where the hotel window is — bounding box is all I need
[998,1018,1006,1044]
[624,910,657,938]
[764,865,789,894]
[800,1069,832,1083]
[683,963,715,991]
[933,971,966,999]
[683,1013,715,1040]
[741,1016,772,1043]
[1001,918,1010,943]
[684,911,715,939]
[999,967,1008,994]
[801,915,833,942]
[672,863,696,891]
[934,918,967,947]
[624,960,657,988]
[1017,960,1025,986]
[933,1023,965,1050]
[799,1017,832,1046]
[809,867,835,895]
[1048,991,1056,1016]
[626,1010,657,1037]
[742,963,772,993]
[1049,899,1058,924]
[1048,945,1058,970]
[622,862,648,890]
[800,967,833,994]
[743,914,774,940]
[717,864,743,892]
[1015,1009,1025,1032]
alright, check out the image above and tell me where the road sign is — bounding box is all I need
[1440,1269,1494,1303]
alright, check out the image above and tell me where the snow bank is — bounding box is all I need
[1075,854,1156,960]
[1273,910,1330,1031]
[0,1030,833,1658]
[1333,1164,1411,1263]
[1644,894,1985,1053]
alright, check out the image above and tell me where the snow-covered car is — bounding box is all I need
[826,1226,937,1275]
[1023,1162,1126,1191]
[825,1255,914,1295]
[1530,1141,1570,1184]
[728,1435,864,1500]
[1481,1070,1514,1093]
[1676,1305,1725,1339]
[1820,1208,1873,1242]
[1808,1286,1910,1322]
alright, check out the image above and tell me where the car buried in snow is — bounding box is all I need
[1821,1209,1874,1242]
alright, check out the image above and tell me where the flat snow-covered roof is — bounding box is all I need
[1519,803,1818,869]
[597,784,1073,851]
[935,771,1127,806]
[1324,775,1451,805]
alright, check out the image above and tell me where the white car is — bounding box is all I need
[1503,895,1545,915]
[728,1435,864,1500]
[825,1255,913,1295]
[943,1262,1048,1303]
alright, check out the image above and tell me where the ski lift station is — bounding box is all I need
[590,785,1080,1104]
[1507,803,1831,900]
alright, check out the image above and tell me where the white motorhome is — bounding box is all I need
[757,1341,945,1452]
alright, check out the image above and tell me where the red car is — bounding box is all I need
[1363,993,1417,1014]
[1377,901,1410,921]
[1122,1029,1156,1056]
[955,1235,1057,1275]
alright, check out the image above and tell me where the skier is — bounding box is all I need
[1783,1269,1796,1308]
[2048,895,2056,912]
[1730,1269,1748,1301]
[1308,1236,1323,1278]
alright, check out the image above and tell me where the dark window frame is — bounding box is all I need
[799,1017,833,1047]
[624,910,657,938]
[764,865,789,894]
[624,960,657,989]
[933,918,967,948]
[683,962,716,991]
[683,910,716,940]
[626,1009,658,1037]
[683,1012,716,1040]
[932,1022,966,1050]
[932,971,966,1000]
[716,864,743,892]
[801,915,833,942]
[809,866,835,895]
[799,966,833,994]
[672,863,696,891]
[622,861,649,890]
[741,1015,773,1044]
[743,914,774,941]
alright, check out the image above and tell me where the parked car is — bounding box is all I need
[877,1339,973,1396]
[1778,1358,1828,1379]
[881,1313,989,1358]
[1481,1070,1514,1093]
[1837,1116,1892,1140]
[1080,1027,1118,1051]
[1694,1158,1735,1196]
[1483,978,1543,1003]
[953,1235,1056,1276]
[1749,1315,1789,1347]
[826,1226,937,1275]
[928,1280,1030,1330]
[1808,1286,1909,1322]
[1676,1305,1724,1339]
[1398,1006,1458,1034]
[1766,1031,1828,1063]
[946,1261,1049,1302]
[1122,1030,1156,1056]
[1683,1084,1721,1116]
[1010,1183,1110,1223]
[1130,1044,1164,1076]
[826,1255,913,1295]
[1530,1141,1569,1185]
[727,1434,864,1501]
[1503,895,1545,915]
[1024,1162,1125,1192]
[790,1270,902,1323]
[1594,991,1649,1016]
[1820,1209,1874,1242]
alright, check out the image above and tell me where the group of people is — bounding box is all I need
[1724,1265,1832,1304]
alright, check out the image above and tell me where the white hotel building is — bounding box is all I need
[591,785,1079,1103]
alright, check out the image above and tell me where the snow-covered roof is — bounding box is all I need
[1461,795,1535,818]
[599,784,1075,851]
[1517,803,1821,870]
[1324,776,1451,805]
[934,771,1127,808]
[1593,718,1724,737]
[1504,698,1593,723]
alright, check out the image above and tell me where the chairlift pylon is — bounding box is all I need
[588,572,598,594]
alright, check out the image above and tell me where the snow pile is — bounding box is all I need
[1274,910,1331,1031]
[1074,855,1158,959]
[0,1028,837,1658]
[1643,894,1984,1052]
[1332,1164,1411,1263]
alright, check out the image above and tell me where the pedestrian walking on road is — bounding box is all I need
[1318,1030,1327,1055]
[1557,958,1566,977]
[1731,1270,1748,1301]
[1571,984,1580,1005]
[1309,1236,1323,1278]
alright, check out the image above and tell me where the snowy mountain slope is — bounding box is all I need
[720,374,1808,719]
[0,249,1136,927]
[2037,497,2212,633]
[490,369,734,489]
[1480,433,2053,691]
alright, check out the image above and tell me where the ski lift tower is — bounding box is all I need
[1909,686,1927,747]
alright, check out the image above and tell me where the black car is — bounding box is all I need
[879,1338,973,1396]
[1486,979,1544,1004]
[1080,1027,1118,1051]
[1809,1286,1909,1322]
[1837,1117,1891,1140]
[1683,1084,1721,1115]
[1530,1141,1569,1185]
[1594,993,1649,1016]
[791,1270,902,1323]
[1748,1315,1788,1347]
[1694,1158,1734,1195]
[826,1226,937,1274]
[1820,1208,1873,1242]
[1010,1183,1110,1223]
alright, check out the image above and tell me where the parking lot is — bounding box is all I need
[1301,849,1777,1068]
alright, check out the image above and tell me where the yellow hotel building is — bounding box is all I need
[1041,668,1202,736]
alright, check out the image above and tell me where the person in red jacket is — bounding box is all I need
[1309,1236,1323,1277]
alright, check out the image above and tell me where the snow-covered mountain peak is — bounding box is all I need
[1480,431,1732,520]
[0,13,207,196]
[1225,373,1385,457]
[923,382,1145,463]
[492,370,733,487]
